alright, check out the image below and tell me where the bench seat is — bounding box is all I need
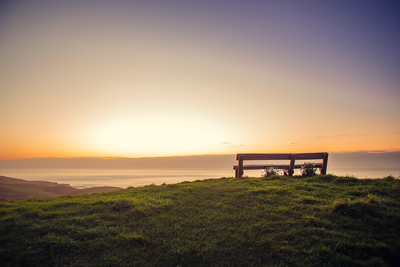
[233,163,323,171]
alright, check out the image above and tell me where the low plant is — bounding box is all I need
[262,167,279,177]
[301,162,317,177]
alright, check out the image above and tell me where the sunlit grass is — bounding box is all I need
[1,175,399,266]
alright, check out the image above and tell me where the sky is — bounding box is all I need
[1,0,399,160]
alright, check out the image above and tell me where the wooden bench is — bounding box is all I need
[233,153,328,178]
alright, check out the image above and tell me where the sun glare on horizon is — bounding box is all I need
[86,110,234,157]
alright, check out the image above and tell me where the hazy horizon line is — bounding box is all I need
[2,150,400,162]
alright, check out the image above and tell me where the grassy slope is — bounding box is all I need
[0,176,122,201]
[0,175,399,267]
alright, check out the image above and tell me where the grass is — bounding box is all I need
[1,174,400,266]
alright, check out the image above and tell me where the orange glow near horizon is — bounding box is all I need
[1,129,399,161]
[1,1,399,161]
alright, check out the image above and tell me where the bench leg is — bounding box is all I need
[289,155,296,176]
[321,153,328,175]
[237,156,244,178]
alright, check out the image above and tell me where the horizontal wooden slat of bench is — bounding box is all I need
[236,153,327,160]
[292,153,328,160]
[233,163,323,170]
[237,154,291,160]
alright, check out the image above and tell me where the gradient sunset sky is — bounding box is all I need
[1,0,399,160]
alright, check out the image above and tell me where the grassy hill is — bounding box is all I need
[1,175,399,266]
[0,176,122,201]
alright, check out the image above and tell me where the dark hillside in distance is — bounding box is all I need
[0,176,122,201]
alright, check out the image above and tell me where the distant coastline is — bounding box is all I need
[1,152,399,191]
[0,176,122,201]
[0,151,399,169]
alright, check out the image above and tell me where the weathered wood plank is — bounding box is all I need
[237,153,328,161]
[321,153,329,175]
[233,163,323,170]
[237,155,244,178]
[289,155,296,176]
[237,154,292,160]
[291,153,328,160]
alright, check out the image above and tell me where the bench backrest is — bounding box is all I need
[236,153,328,161]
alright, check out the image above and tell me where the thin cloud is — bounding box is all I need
[222,142,243,147]
[367,150,389,153]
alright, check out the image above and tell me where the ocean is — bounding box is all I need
[1,166,399,189]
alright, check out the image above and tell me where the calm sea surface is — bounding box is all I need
[1,166,399,189]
